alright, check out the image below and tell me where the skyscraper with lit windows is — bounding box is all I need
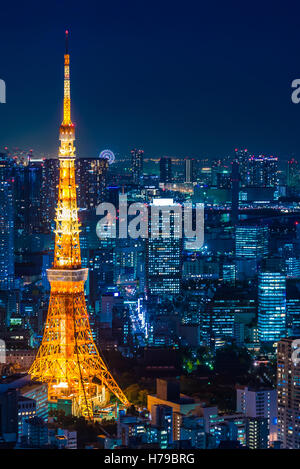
[131,149,144,184]
[248,155,278,187]
[233,148,249,187]
[258,271,286,343]
[0,153,14,290]
[277,337,300,448]
[147,199,182,295]
[184,158,195,183]
[76,156,108,209]
[159,157,172,183]
[235,225,268,259]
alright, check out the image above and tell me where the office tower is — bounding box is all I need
[258,271,286,343]
[13,163,29,241]
[233,148,249,187]
[180,291,202,325]
[207,299,235,349]
[248,155,278,187]
[29,32,129,418]
[285,257,300,278]
[236,385,277,443]
[277,337,300,448]
[184,158,195,183]
[147,199,182,295]
[131,149,144,184]
[76,156,108,209]
[286,281,300,336]
[89,243,116,301]
[222,263,236,285]
[27,158,44,233]
[231,160,239,224]
[203,286,256,347]
[287,158,300,188]
[0,153,14,290]
[115,238,145,292]
[41,158,59,232]
[13,158,44,238]
[159,157,172,183]
[211,160,231,188]
[235,225,268,259]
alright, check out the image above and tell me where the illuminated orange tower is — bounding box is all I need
[29,31,129,418]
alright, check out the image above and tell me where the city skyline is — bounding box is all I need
[2,1,300,452]
[1,1,300,159]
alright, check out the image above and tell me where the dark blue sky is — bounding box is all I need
[1,0,300,160]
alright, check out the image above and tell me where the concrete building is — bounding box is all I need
[236,385,277,443]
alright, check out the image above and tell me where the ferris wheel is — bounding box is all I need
[99,149,115,165]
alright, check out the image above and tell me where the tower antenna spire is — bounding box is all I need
[62,30,72,127]
[65,29,69,55]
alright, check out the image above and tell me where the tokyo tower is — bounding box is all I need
[29,31,129,418]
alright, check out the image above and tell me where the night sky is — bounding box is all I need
[1,0,300,160]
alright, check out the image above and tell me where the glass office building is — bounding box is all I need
[258,272,286,343]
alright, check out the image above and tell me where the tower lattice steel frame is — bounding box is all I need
[29,31,130,418]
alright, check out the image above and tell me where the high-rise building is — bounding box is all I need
[277,337,300,448]
[147,199,182,295]
[13,164,29,240]
[41,158,59,232]
[0,153,14,290]
[202,287,256,349]
[13,158,45,237]
[231,160,239,224]
[285,257,300,278]
[184,158,195,183]
[246,418,269,449]
[287,158,300,188]
[76,157,108,209]
[27,159,44,233]
[235,225,268,259]
[286,280,300,336]
[159,157,172,183]
[248,155,278,188]
[258,271,286,343]
[131,149,144,184]
[236,385,277,443]
[233,148,249,187]
[222,263,236,285]
[211,160,231,188]
[207,301,235,349]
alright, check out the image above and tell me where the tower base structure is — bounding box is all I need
[29,268,130,419]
